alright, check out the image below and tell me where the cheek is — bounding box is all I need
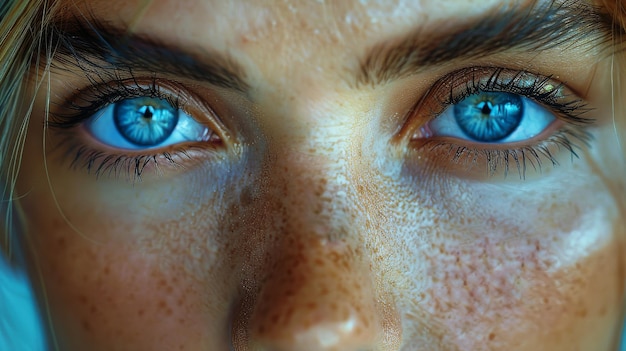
[415,237,622,350]
[383,177,625,350]
[21,214,232,350]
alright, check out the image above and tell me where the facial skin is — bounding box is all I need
[12,0,626,350]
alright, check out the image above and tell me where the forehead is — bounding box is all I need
[67,0,509,57]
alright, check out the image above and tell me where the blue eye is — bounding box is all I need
[85,97,212,150]
[114,97,179,146]
[428,91,555,143]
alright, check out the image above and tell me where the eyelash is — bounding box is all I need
[48,76,218,181]
[406,67,593,179]
[50,76,182,127]
[47,67,593,181]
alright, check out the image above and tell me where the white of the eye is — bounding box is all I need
[85,104,210,150]
[429,97,556,143]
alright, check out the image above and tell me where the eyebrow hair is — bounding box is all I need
[356,0,621,87]
[46,16,250,92]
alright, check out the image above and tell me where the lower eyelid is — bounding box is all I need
[406,123,590,181]
[47,132,226,181]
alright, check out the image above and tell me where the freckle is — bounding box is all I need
[90,305,97,314]
[138,309,145,317]
[489,332,496,341]
[78,295,88,304]
[103,266,110,275]
[81,319,91,332]
[166,308,173,316]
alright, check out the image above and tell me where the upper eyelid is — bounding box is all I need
[47,77,233,143]
[428,68,588,120]
[394,66,593,143]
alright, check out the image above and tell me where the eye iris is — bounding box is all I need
[113,97,179,146]
[453,92,523,142]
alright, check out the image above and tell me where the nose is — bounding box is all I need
[230,155,401,351]
[249,240,381,351]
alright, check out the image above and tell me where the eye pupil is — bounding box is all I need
[454,92,523,142]
[113,97,179,146]
[139,105,155,120]
[478,101,492,116]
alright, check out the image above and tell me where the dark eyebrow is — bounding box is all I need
[45,16,250,92]
[357,0,620,87]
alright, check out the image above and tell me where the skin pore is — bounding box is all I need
[12,0,626,350]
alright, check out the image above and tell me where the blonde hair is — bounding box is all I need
[0,0,48,260]
[599,0,626,152]
[600,0,626,29]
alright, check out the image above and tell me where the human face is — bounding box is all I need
[15,0,626,350]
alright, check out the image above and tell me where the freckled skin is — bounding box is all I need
[12,0,626,350]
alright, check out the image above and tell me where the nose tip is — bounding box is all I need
[254,311,372,351]
[253,298,374,351]
[232,239,399,351]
